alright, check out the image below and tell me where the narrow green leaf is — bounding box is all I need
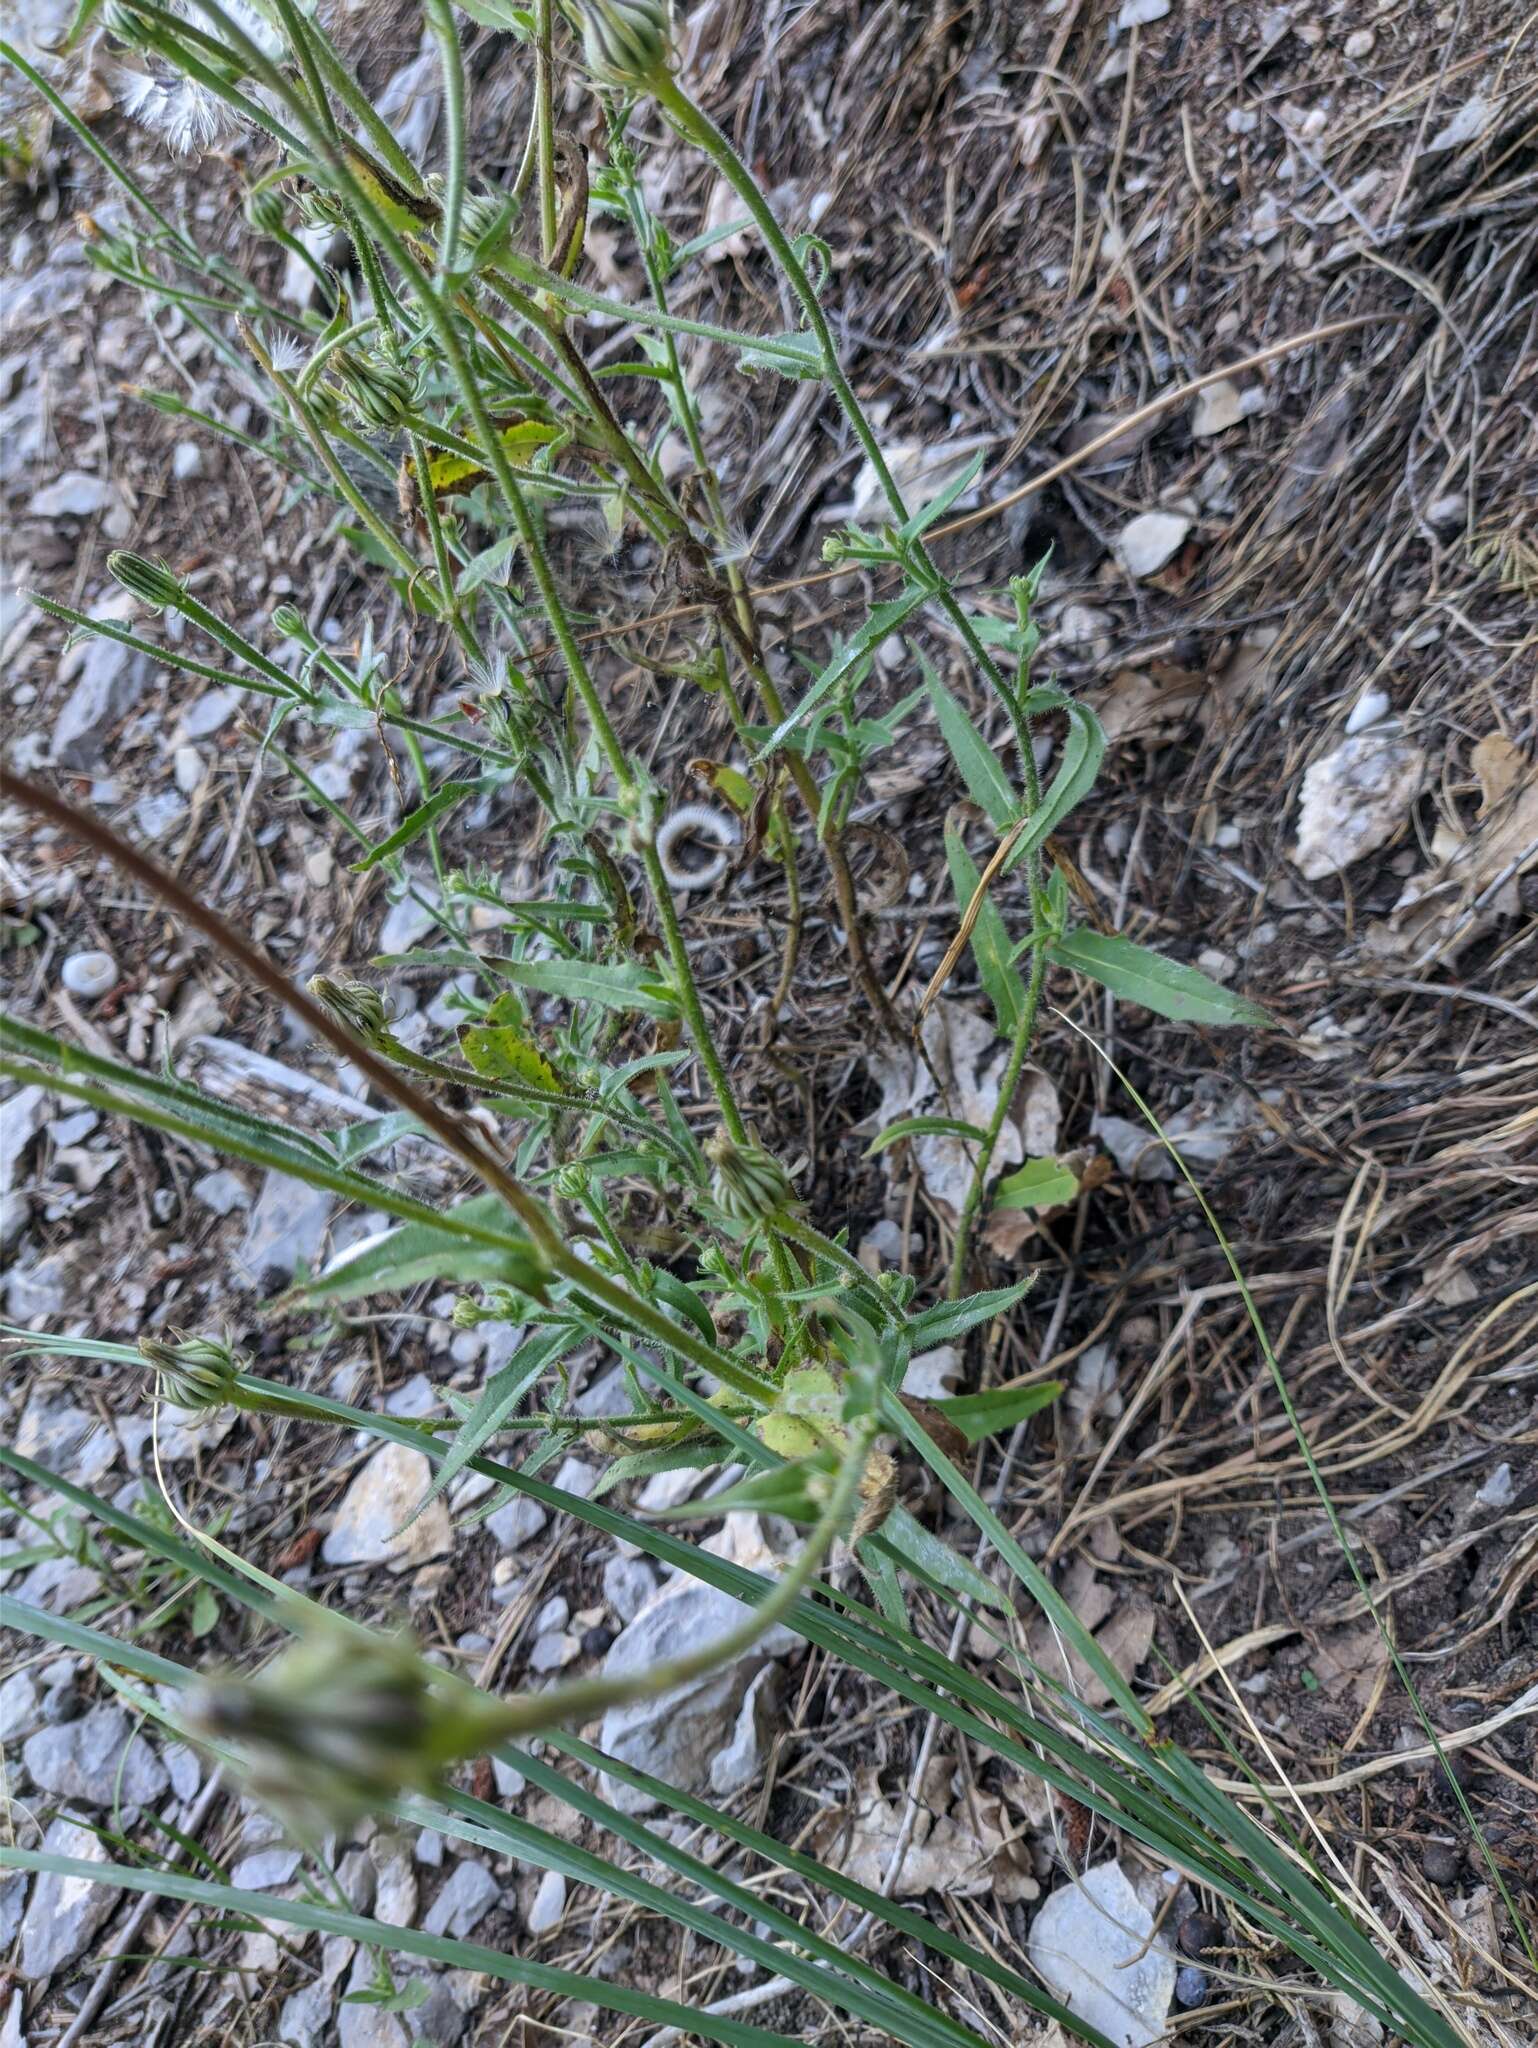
[416,1326,577,1518]
[590,1437,722,1498]
[924,662,1016,828]
[866,1114,989,1156]
[733,328,823,380]
[296,1194,541,1304]
[992,1157,1079,1212]
[0,1852,803,2048]
[1003,699,1107,872]
[932,1378,1062,1446]
[490,956,678,1018]
[878,1505,1009,1611]
[1051,931,1273,1028]
[944,830,1025,1033]
[898,451,985,544]
[907,1275,1036,1348]
[350,782,479,872]
[328,1110,424,1167]
[755,584,930,758]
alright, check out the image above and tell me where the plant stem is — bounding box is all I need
[423,0,467,272]
[946,937,1049,1299]
[652,72,1015,706]
[534,0,559,262]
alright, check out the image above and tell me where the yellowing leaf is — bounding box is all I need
[687,759,756,816]
[459,999,560,1091]
[420,420,561,496]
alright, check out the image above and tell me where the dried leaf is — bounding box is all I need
[810,1765,1039,1902]
[1369,747,1538,962]
[1471,732,1524,814]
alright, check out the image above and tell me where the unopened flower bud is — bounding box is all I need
[138,1330,243,1411]
[705,1127,797,1226]
[309,974,393,1047]
[578,0,672,86]
[457,185,518,261]
[186,1616,509,1831]
[108,550,185,614]
[553,1163,590,1202]
[244,185,286,237]
[295,187,346,231]
[332,347,417,430]
[271,602,308,640]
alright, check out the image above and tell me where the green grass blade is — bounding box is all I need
[0,1851,803,2048]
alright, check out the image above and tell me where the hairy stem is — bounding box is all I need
[946,937,1049,1298]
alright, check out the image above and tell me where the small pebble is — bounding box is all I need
[527,1868,567,1936]
[1344,28,1375,57]
[1344,688,1391,734]
[1178,1910,1225,1959]
[1175,1964,1209,2009]
[1422,1841,1462,1886]
[581,1623,615,1659]
[60,949,118,1000]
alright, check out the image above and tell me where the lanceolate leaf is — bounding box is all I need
[877,1505,1010,1611]
[906,1276,1036,1348]
[1003,696,1107,873]
[490,956,678,1018]
[931,1378,1063,1446]
[298,1194,542,1304]
[414,1326,578,1517]
[992,1157,1079,1213]
[1051,931,1273,1028]
[350,783,481,872]
[755,584,930,758]
[944,830,1024,1033]
[925,662,1016,828]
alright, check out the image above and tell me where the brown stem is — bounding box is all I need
[0,768,778,1404]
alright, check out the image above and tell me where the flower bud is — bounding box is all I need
[553,1163,590,1202]
[332,347,418,430]
[457,185,518,262]
[244,185,286,237]
[295,187,346,231]
[108,550,185,614]
[309,974,393,1047]
[271,602,308,641]
[578,0,672,86]
[186,1616,508,1830]
[137,1330,243,1411]
[705,1127,797,1226]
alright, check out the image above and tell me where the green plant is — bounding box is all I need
[0,6,1495,2044]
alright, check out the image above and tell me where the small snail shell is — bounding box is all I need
[655,803,740,891]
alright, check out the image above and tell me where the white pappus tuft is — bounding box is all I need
[655,803,740,891]
[115,63,238,157]
[112,0,285,158]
